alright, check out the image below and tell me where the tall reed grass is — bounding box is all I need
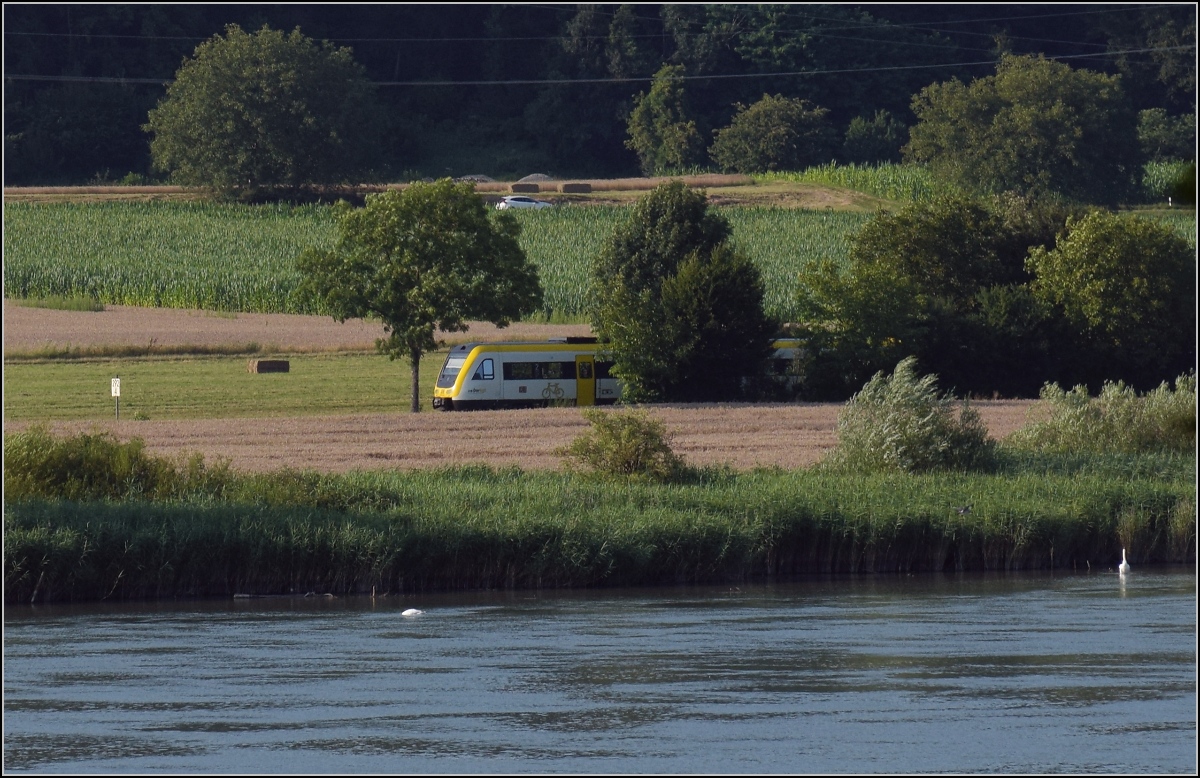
[1007,373,1196,455]
[4,428,1193,603]
[824,356,995,474]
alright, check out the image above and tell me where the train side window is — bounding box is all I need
[596,361,614,379]
[502,361,577,380]
[473,358,494,380]
[504,362,534,380]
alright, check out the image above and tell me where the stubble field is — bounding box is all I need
[3,302,1039,473]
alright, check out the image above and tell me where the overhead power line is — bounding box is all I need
[2,4,1178,48]
[4,45,1192,88]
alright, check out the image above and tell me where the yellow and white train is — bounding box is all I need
[432,337,803,411]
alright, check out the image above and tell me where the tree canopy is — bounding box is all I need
[841,109,908,165]
[5,5,1191,185]
[708,94,836,173]
[296,179,543,412]
[795,193,1074,399]
[1026,211,1196,387]
[591,181,776,402]
[144,24,382,199]
[625,64,703,175]
[905,54,1142,205]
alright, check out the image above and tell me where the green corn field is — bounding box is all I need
[3,201,867,322]
[4,195,1193,323]
[511,206,865,321]
[3,201,336,314]
[755,162,942,203]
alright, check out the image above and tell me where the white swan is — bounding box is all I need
[1118,548,1130,577]
[401,608,424,617]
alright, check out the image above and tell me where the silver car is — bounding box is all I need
[496,195,553,210]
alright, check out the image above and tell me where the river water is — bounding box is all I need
[4,569,1196,774]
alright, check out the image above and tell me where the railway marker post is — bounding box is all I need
[112,376,120,420]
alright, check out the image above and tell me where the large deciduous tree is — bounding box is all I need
[145,24,383,200]
[905,54,1142,205]
[795,193,1072,399]
[625,64,703,175]
[591,181,777,402]
[1026,211,1195,387]
[708,94,836,173]
[1137,108,1196,162]
[296,179,543,412]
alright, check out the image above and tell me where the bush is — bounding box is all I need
[1006,373,1196,455]
[557,407,685,482]
[1169,161,1196,205]
[4,427,231,502]
[824,357,995,473]
[795,191,1065,399]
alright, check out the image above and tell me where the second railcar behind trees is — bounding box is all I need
[432,337,803,411]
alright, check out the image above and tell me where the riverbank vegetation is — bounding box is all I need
[6,374,1193,603]
[5,446,1192,604]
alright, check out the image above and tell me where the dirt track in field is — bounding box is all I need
[3,302,1041,472]
[2,300,593,353]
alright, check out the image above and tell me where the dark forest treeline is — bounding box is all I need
[4,3,1195,185]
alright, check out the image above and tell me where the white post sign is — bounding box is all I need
[112,377,120,419]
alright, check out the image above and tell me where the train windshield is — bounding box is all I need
[436,355,468,388]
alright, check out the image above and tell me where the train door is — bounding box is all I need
[575,355,595,406]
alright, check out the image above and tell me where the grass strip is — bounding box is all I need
[3,351,440,420]
[4,342,276,362]
[8,295,105,312]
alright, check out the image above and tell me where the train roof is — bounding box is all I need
[446,336,802,353]
[445,338,601,352]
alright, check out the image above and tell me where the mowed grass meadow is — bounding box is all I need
[3,351,444,421]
